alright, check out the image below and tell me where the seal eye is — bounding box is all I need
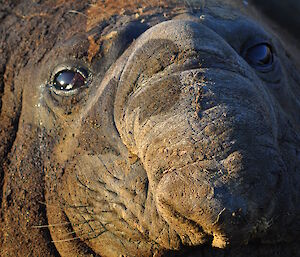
[245,43,273,70]
[53,68,88,92]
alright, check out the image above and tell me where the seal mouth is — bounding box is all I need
[162,240,299,257]
[154,147,287,249]
[156,187,276,249]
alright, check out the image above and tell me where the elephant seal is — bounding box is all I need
[0,0,300,256]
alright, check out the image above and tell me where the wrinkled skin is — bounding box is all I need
[0,0,300,256]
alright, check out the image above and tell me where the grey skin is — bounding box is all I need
[0,0,300,257]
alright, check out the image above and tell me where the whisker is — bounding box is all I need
[38,200,92,210]
[51,236,83,243]
[32,219,95,229]
[51,227,108,243]
[32,222,72,228]
[67,10,88,18]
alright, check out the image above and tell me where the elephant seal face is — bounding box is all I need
[1,1,300,257]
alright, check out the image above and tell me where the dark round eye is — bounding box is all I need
[53,69,88,92]
[245,43,273,69]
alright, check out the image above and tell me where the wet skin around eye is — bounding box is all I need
[0,1,300,257]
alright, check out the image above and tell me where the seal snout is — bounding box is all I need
[155,148,284,249]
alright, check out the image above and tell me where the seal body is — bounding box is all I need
[0,1,300,256]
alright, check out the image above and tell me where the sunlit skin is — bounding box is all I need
[0,1,300,257]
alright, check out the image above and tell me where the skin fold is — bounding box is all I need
[0,1,299,256]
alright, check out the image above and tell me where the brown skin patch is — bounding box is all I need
[86,0,187,31]
[1,0,300,256]
[87,31,119,62]
[87,35,100,63]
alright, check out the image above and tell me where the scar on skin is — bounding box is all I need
[87,31,119,62]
